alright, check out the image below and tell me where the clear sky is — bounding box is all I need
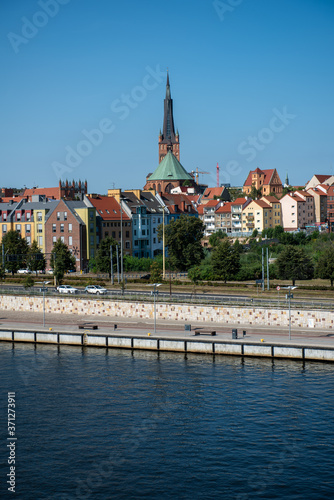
[1,0,334,193]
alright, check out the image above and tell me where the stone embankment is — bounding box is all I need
[0,294,332,330]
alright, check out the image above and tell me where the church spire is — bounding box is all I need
[158,71,180,163]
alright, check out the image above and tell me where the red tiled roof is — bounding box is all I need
[22,187,60,199]
[243,168,275,187]
[231,197,247,205]
[252,200,271,209]
[202,199,220,208]
[261,195,279,203]
[88,195,130,221]
[315,175,331,183]
[203,187,225,198]
[216,202,232,214]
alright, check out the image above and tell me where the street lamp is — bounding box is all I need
[281,286,297,340]
[36,281,50,327]
[147,283,162,333]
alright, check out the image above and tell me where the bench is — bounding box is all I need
[194,329,216,336]
[78,323,98,330]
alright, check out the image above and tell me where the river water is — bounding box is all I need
[1,343,334,499]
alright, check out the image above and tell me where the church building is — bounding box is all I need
[144,73,199,194]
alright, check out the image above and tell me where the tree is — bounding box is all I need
[26,240,45,275]
[96,236,118,278]
[157,215,205,272]
[273,225,284,238]
[209,229,227,248]
[150,261,162,283]
[23,275,34,289]
[250,184,262,200]
[276,245,314,285]
[211,239,240,283]
[50,239,76,285]
[315,246,334,286]
[2,230,29,274]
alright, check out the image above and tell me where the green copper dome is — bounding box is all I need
[148,151,193,181]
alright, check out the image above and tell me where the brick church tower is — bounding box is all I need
[158,71,180,163]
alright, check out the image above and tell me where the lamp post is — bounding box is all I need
[281,285,297,340]
[147,283,162,333]
[36,280,50,327]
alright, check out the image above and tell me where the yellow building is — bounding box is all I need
[261,196,281,227]
[242,200,273,234]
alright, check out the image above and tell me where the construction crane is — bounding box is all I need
[191,167,210,184]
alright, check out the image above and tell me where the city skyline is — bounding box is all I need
[1,0,334,193]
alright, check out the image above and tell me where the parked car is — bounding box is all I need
[17,269,31,274]
[57,285,79,294]
[85,285,108,295]
[140,273,151,280]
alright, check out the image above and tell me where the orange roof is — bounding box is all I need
[261,195,279,203]
[197,205,204,215]
[202,199,220,208]
[252,200,271,209]
[216,202,232,214]
[243,168,276,187]
[88,195,130,221]
[22,187,60,200]
[314,175,331,183]
[202,187,226,199]
[231,197,247,205]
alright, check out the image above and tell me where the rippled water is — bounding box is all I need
[1,343,334,499]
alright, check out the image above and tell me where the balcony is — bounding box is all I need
[246,223,254,228]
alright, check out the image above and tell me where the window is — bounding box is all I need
[26,224,31,234]
[134,230,137,236]
[26,236,31,244]
[153,228,156,233]
[52,224,56,233]
[38,236,43,247]
[153,238,156,244]
[2,224,7,233]
[16,212,21,221]
[119,232,121,238]
[26,212,31,221]
[53,236,57,243]
[142,230,146,235]
[142,219,146,225]
[90,222,94,233]
[38,224,43,233]
[69,236,73,246]
[60,224,64,233]
[134,240,138,246]
[112,231,115,238]
[126,231,129,238]
[57,212,60,221]
[60,236,65,243]
[64,212,67,221]
[16,224,21,232]
[68,223,72,233]
[90,235,94,245]
[37,212,42,221]
[125,241,130,249]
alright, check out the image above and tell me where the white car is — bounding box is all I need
[85,285,108,295]
[17,269,31,274]
[57,285,79,294]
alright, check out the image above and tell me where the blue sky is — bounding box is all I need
[1,0,333,193]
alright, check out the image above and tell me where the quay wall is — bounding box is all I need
[0,294,333,330]
[1,329,334,362]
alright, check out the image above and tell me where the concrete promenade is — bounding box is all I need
[1,309,334,350]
